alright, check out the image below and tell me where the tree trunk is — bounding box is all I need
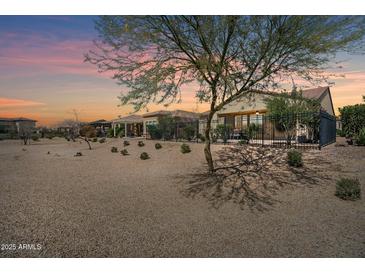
[204,114,214,173]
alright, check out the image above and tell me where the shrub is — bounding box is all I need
[123,140,130,146]
[197,133,205,142]
[80,125,97,138]
[140,152,150,160]
[336,129,346,137]
[238,139,248,145]
[181,143,191,154]
[182,125,196,141]
[111,146,118,153]
[355,128,365,146]
[92,137,98,142]
[74,152,83,157]
[138,140,145,147]
[147,124,162,139]
[287,149,303,167]
[155,143,162,149]
[31,135,40,141]
[339,103,365,137]
[99,138,106,143]
[46,135,54,139]
[335,178,361,201]
[120,149,129,155]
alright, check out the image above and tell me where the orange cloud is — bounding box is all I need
[0,97,45,108]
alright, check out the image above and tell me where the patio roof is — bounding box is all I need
[112,114,144,124]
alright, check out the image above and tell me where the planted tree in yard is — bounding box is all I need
[18,123,34,145]
[265,87,321,145]
[86,16,365,172]
[339,103,365,138]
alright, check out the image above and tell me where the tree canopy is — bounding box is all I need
[86,16,365,172]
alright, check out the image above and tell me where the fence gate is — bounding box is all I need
[319,110,336,148]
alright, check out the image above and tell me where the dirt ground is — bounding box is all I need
[0,137,364,257]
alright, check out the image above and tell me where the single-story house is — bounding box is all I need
[199,86,335,142]
[0,117,37,139]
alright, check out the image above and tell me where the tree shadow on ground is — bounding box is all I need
[178,145,333,212]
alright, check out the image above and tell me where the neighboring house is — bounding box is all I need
[111,110,199,138]
[0,117,37,139]
[199,86,335,139]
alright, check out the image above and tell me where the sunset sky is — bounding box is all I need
[0,16,364,126]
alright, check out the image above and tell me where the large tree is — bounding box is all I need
[85,16,365,172]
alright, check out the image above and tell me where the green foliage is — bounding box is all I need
[138,140,145,147]
[120,149,129,155]
[336,129,346,137]
[158,116,176,140]
[92,137,98,142]
[335,178,361,201]
[180,143,191,154]
[74,152,83,157]
[115,126,125,137]
[140,152,150,160]
[213,124,232,143]
[247,123,259,139]
[155,143,162,149]
[182,125,196,141]
[99,137,106,143]
[287,149,303,167]
[111,146,118,153]
[107,128,114,138]
[339,103,365,137]
[123,140,130,146]
[31,135,40,141]
[147,124,162,139]
[238,139,248,145]
[197,133,205,142]
[355,127,365,146]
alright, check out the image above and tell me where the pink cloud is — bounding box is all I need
[0,97,45,108]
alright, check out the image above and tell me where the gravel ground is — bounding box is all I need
[0,137,364,257]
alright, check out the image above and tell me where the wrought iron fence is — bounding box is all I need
[146,111,336,150]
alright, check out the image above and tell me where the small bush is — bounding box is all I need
[155,143,162,149]
[355,128,365,146]
[335,178,361,201]
[138,140,145,147]
[123,140,130,146]
[99,138,106,143]
[46,135,54,139]
[287,149,303,167]
[120,149,129,155]
[74,152,82,157]
[180,143,191,154]
[31,135,40,141]
[111,146,118,153]
[140,152,150,160]
[92,137,98,142]
[238,139,248,145]
[197,133,205,142]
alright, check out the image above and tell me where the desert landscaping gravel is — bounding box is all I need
[0,138,364,257]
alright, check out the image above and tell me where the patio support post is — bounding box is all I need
[125,123,127,138]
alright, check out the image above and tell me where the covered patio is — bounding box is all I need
[111,115,144,137]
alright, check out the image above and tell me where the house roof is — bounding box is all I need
[0,117,37,122]
[142,109,199,120]
[112,114,144,123]
[301,86,329,100]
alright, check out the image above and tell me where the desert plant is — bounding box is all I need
[197,133,205,142]
[335,178,361,200]
[74,152,83,157]
[140,152,150,160]
[138,140,145,147]
[120,149,129,155]
[99,137,106,143]
[31,135,40,141]
[111,146,118,153]
[92,137,98,142]
[155,143,162,149]
[238,139,248,145]
[123,140,130,146]
[181,143,191,154]
[182,125,196,141]
[355,127,365,146]
[287,149,303,167]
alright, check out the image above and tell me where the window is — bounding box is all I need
[234,115,248,129]
[250,114,263,126]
